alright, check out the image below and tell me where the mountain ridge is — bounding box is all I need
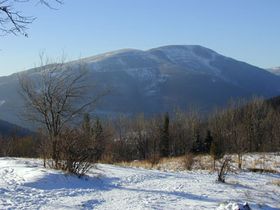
[0,118,32,137]
[1,45,280,127]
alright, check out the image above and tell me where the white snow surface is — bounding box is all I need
[0,157,279,210]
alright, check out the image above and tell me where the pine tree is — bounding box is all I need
[204,130,213,153]
[92,117,105,160]
[160,112,170,157]
[192,132,199,153]
[81,114,105,161]
[81,113,92,148]
[82,113,91,137]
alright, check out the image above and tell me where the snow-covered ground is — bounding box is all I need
[0,157,279,210]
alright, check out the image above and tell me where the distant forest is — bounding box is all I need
[1,96,279,166]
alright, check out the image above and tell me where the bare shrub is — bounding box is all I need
[210,141,224,171]
[217,157,231,183]
[59,128,97,177]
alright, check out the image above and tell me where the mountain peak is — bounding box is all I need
[149,45,218,57]
[150,44,216,52]
[149,45,219,63]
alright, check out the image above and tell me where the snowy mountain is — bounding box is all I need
[1,45,280,126]
[267,67,280,76]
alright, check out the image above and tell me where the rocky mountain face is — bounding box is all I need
[1,45,280,127]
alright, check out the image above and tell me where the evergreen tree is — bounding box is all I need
[81,113,92,148]
[160,113,170,157]
[204,130,213,153]
[81,114,105,161]
[92,117,105,160]
[82,113,91,137]
[192,130,207,154]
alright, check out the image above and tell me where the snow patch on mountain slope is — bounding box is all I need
[80,49,144,64]
[0,100,5,106]
[149,45,222,76]
[69,46,223,80]
[125,67,158,81]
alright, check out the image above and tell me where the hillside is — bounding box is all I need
[0,119,31,137]
[1,45,280,126]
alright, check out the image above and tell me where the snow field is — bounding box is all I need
[0,157,279,210]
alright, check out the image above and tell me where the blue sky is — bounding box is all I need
[0,0,280,76]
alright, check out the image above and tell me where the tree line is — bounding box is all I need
[95,97,280,166]
[1,96,279,171]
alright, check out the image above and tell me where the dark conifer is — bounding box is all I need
[160,112,170,157]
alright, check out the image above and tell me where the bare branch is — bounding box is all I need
[0,0,63,36]
[18,56,109,166]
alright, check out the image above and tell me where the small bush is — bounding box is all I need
[217,157,231,183]
[54,128,98,177]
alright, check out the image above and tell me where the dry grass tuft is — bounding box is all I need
[269,180,280,186]
[117,160,153,169]
[183,153,194,170]
[113,152,280,173]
